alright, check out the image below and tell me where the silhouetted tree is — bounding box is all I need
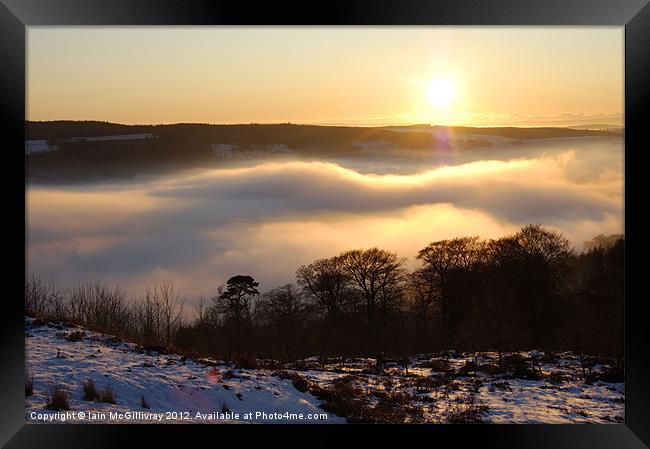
[211,275,260,357]
[508,225,573,348]
[337,248,405,353]
[482,237,526,363]
[296,257,350,323]
[258,284,309,360]
[416,236,483,346]
[213,275,259,323]
[338,248,405,326]
[406,267,437,333]
[25,226,625,360]
[571,235,624,356]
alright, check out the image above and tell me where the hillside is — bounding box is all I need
[25,121,622,183]
[25,317,624,424]
[25,317,342,424]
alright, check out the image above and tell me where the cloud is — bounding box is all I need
[145,150,620,225]
[27,139,623,299]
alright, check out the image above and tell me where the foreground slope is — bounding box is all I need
[25,317,624,424]
[25,318,342,423]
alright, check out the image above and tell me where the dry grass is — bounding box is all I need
[447,396,489,423]
[66,330,86,342]
[46,384,70,411]
[307,375,422,424]
[99,385,116,404]
[502,354,541,380]
[25,374,34,397]
[586,366,624,383]
[82,378,99,401]
[315,377,368,421]
[420,358,452,373]
[413,374,451,393]
[222,370,239,380]
[546,371,568,385]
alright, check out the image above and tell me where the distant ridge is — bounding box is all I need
[26,120,622,141]
[25,121,622,184]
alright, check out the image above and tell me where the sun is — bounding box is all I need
[426,78,457,110]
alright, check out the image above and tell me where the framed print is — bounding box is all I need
[1,0,649,447]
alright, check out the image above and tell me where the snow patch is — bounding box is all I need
[26,140,58,154]
[210,143,294,159]
[25,318,342,424]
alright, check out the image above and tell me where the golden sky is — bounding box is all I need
[27,27,624,127]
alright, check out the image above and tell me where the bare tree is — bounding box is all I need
[406,267,437,332]
[158,281,185,347]
[193,297,207,327]
[69,282,130,336]
[338,248,405,325]
[296,257,350,323]
[258,284,308,359]
[25,275,67,320]
[416,236,483,346]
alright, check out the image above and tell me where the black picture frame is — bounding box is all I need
[1,0,648,447]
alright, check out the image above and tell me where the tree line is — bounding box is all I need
[26,225,624,361]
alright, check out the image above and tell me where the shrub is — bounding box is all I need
[420,358,452,373]
[222,370,238,380]
[311,375,423,424]
[142,344,167,354]
[511,363,541,380]
[503,353,527,366]
[457,360,478,375]
[31,318,47,327]
[235,357,258,369]
[414,376,445,393]
[489,381,511,391]
[47,385,70,411]
[25,374,34,397]
[503,354,540,380]
[287,360,311,371]
[82,378,99,401]
[546,371,568,385]
[257,359,283,370]
[366,390,425,424]
[469,379,483,393]
[586,367,624,384]
[140,395,150,409]
[276,371,310,393]
[66,330,85,342]
[573,407,589,417]
[316,377,368,421]
[539,352,558,363]
[99,385,116,404]
[475,364,505,375]
[447,397,488,423]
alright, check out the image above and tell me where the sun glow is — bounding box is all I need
[426,78,457,110]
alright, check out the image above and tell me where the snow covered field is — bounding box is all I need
[25,140,58,154]
[291,353,624,424]
[25,317,624,424]
[25,134,155,154]
[25,317,342,424]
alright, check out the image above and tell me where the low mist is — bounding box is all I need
[27,136,623,301]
